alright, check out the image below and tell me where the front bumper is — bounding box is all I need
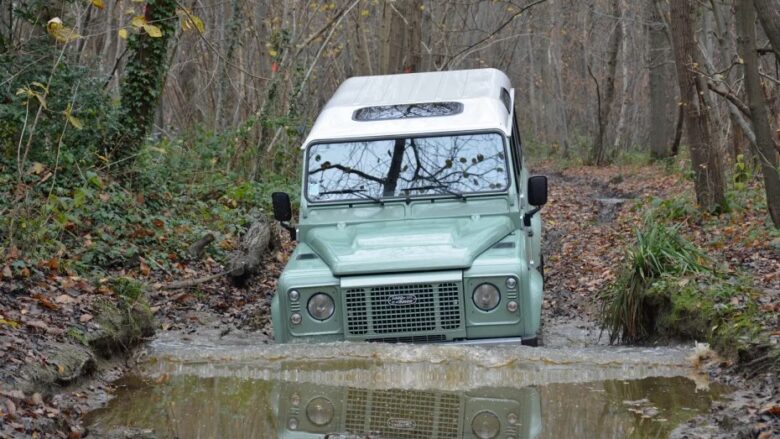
[274,267,543,344]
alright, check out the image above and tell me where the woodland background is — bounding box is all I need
[1,1,780,435]
[1,0,780,395]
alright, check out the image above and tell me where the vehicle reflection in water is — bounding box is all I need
[87,375,724,439]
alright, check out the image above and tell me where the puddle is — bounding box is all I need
[86,331,728,438]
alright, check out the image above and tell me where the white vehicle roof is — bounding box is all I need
[302,68,514,148]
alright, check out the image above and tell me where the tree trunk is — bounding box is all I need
[380,0,422,73]
[215,0,242,130]
[648,0,678,159]
[227,212,276,285]
[403,1,422,72]
[736,0,780,227]
[753,0,780,59]
[669,0,726,212]
[590,0,621,166]
[111,0,177,166]
[612,0,631,153]
[380,1,404,73]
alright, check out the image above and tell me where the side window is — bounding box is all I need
[500,88,512,114]
[512,115,523,172]
[510,116,522,192]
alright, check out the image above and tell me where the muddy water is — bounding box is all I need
[87,330,727,438]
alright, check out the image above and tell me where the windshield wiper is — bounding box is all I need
[319,188,382,203]
[401,185,465,200]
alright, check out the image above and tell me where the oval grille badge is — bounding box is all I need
[388,294,417,306]
[388,418,416,430]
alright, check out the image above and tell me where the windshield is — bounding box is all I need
[305,132,509,203]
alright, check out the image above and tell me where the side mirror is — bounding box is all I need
[523,176,548,228]
[271,192,296,240]
[272,192,292,222]
[527,176,548,207]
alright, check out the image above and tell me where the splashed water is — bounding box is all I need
[87,328,728,438]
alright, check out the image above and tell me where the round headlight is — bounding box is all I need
[473,283,500,311]
[307,293,335,320]
[305,397,334,426]
[472,410,500,439]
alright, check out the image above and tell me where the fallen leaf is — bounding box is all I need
[1,266,12,278]
[4,398,16,418]
[79,314,93,323]
[30,393,42,406]
[54,294,75,304]
[760,404,780,416]
[33,294,59,310]
[47,258,60,270]
[91,0,105,9]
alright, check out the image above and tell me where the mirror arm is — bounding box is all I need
[523,206,542,228]
[280,221,297,241]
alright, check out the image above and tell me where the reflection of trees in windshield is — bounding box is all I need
[307,133,508,202]
[352,102,463,121]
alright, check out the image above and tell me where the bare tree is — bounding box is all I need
[590,0,621,165]
[380,0,422,73]
[669,0,726,212]
[648,0,678,159]
[753,0,780,59]
[736,0,780,226]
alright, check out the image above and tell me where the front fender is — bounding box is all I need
[271,293,285,343]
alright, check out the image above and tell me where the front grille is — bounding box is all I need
[345,388,461,438]
[344,282,463,337]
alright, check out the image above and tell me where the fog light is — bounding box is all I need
[473,283,500,311]
[506,277,517,289]
[290,313,302,325]
[507,412,518,425]
[472,410,500,439]
[287,417,298,430]
[306,397,334,426]
[291,393,301,407]
[307,293,335,321]
[507,301,518,313]
[289,290,300,301]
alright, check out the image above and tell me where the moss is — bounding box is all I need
[88,281,154,357]
[600,218,775,366]
[640,273,769,360]
[18,342,96,394]
[67,327,90,346]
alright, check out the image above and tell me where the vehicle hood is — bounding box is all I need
[307,216,514,276]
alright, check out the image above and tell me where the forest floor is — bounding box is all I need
[1,161,779,438]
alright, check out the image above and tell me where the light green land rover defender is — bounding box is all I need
[271,68,548,345]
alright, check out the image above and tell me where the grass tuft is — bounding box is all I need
[599,222,709,343]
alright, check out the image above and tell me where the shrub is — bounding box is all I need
[599,222,709,343]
